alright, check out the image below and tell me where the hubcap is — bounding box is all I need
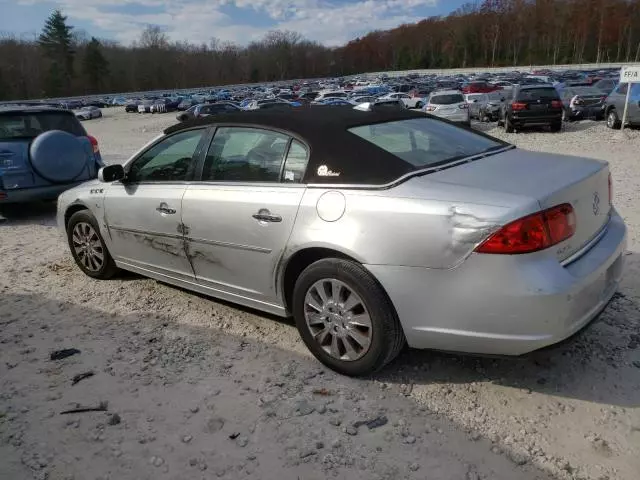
[608,113,615,128]
[71,222,104,272]
[303,279,372,362]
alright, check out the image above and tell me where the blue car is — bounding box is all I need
[0,106,103,204]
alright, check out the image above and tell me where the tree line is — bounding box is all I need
[1,1,639,101]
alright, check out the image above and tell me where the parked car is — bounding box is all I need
[0,106,103,204]
[178,99,197,111]
[150,98,181,114]
[478,91,508,122]
[313,91,348,103]
[124,99,140,113]
[138,100,157,114]
[378,93,423,109]
[461,81,501,94]
[57,107,626,376]
[465,93,489,119]
[176,105,198,122]
[559,86,606,121]
[74,106,102,120]
[424,90,470,126]
[603,82,640,129]
[498,85,563,132]
[83,98,110,108]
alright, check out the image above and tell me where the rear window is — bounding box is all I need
[430,94,464,105]
[0,111,86,140]
[516,88,559,101]
[349,117,504,169]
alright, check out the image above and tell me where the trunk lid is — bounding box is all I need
[427,148,610,262]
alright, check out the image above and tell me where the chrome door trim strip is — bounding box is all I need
[108,225,182,240]
[186,236,272,254]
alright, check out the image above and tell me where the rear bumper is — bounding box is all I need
[366,210,627,356]
[0,182,86,204]
[432,111,470,123]
[511,113,562,126]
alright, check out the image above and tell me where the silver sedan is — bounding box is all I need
[57,107,626,376]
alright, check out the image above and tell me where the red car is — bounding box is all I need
[462,81,502,94]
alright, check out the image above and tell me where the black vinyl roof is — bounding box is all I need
[164,106,426,185]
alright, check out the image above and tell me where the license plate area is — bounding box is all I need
[529,104,548,111]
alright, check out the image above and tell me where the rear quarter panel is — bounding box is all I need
[286,181,537,270]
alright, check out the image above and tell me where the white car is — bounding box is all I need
[423,90,470,126]
[379,93,424,109]
[313,91,348,103]
[73,106,102,120]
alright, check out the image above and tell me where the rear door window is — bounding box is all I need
[516,88,560,101]
[430,94,464,105]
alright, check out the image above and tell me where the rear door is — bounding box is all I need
[182,127,309,310]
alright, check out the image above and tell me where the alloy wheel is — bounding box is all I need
[303,279,372,361]
[71,222,105,272]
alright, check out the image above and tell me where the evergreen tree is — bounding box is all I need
[83,37,109,93]
[38,10,75,96]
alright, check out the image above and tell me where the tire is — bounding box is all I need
[292,258,405,376]
[30,131,88,184]
[606,109,621,129]
[416,101,424,109]
[504,116,514,133]
[550,121,562,132]
[66,210,119,280]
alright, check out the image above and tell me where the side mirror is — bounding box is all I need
[98,164,125,183]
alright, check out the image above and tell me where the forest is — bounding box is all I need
[1,0,639,100]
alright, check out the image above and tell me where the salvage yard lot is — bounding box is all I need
[1,107,639,480]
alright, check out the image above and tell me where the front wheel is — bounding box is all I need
[292,258,405,376]
[416,101,424,109]
[606,109,621,129]
[66,210,119,279]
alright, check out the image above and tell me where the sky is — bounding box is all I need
[0,0,469,47]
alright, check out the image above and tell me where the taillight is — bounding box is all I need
[459,103,469,109]
[608,172,613,206]
[475,204,576,255]
[511,102,527,111]
[551,100,563,108]
[87,135,99,154]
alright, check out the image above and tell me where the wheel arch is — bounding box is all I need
[64,202,91,230]
[278,245,397,319]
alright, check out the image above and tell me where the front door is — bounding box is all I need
[182,127,309,311]
[104,128,207,281]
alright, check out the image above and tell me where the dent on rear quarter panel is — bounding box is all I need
[289,188,512,269]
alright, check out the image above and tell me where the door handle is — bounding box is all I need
[156,203,176,215]
[252,209,282,223]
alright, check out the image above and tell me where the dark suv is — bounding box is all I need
[0,106,103,204]
[498,85,563,132]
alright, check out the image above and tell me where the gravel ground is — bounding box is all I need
[0,108,639,480]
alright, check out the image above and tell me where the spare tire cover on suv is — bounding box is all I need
[29,130,89,183]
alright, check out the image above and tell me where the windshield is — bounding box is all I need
[430,94,464,105]
[349,117,505,169]
[0,112,86,139]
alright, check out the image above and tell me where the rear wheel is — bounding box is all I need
[66,210,119,279]
[292,258,405,376]
[550,121,562,132]
[416,101,424,109]
[606,109,621,129]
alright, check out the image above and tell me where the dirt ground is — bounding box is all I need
[1,108,639,480]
